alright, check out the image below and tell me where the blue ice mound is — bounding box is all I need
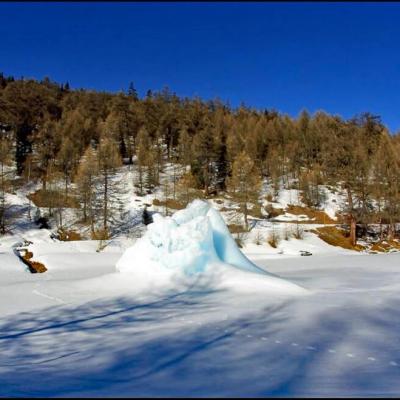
[116,199,268,276]
[116,200,307,294]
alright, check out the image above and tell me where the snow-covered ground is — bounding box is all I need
[1,201,400,396]
[1,170,400,396]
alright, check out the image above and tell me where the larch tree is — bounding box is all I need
[75,145,98,234]
[226,151,262,230]
[0,135,12,234]
[57,136,79,202]
[135,126,151,195]
[96,135,122,234]
[176,170,198,206]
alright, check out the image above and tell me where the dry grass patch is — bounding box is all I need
[21,250,47,273]
[57,228,83,241]
[152,198,186,210]
[312,226,365,251]
[227,224,248,234]
[370,240,400,253]
[91,229,109,241]
[286,205,336,224]
[248,206,263,219]
[28,190,80,209]
[265,204,285,218]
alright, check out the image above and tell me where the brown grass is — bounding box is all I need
[370,240,400,253]
[247,206,263,219]
[268,238,278,248]
[57,228,83,241]
[265,193,274,202]
[312,226,365,251]
[227,224,248,234]
[28,190,80,208]
[265,204,285,218]
[23,250,33,260]
[91,229,109,240]
[21,251,47,273]
[152,198,186,210]
[28,261,47,273]
[286,205,336,224]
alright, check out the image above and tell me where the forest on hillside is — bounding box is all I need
[0,73,399,244]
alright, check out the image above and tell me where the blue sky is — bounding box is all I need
[1,2,400,133]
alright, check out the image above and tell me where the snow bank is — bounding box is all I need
[116,200,306,294]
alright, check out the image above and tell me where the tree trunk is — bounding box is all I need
[103,171,108,231]
[350,216,357,247]
[243,202,248,230]
[0,161,5,234]
[346,185,357,246]
[388,221,395,241]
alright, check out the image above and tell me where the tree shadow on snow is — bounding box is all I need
[0,289,400,397]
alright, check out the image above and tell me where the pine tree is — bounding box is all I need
[191,124,217,196]
[142,205,153,225]
[128,82,138,101]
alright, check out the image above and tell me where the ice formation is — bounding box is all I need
[116,200,306,294]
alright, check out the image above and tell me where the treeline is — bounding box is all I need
[0,73,399,243]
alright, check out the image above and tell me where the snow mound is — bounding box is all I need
[116,200,306,294]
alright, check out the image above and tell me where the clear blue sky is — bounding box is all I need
[1,2,400,133]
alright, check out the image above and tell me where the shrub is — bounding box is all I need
[293,222,305,239]
[253,231,264,245]
[283,225,292,241]
[268,226,280,248]
[234,231,249,248]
